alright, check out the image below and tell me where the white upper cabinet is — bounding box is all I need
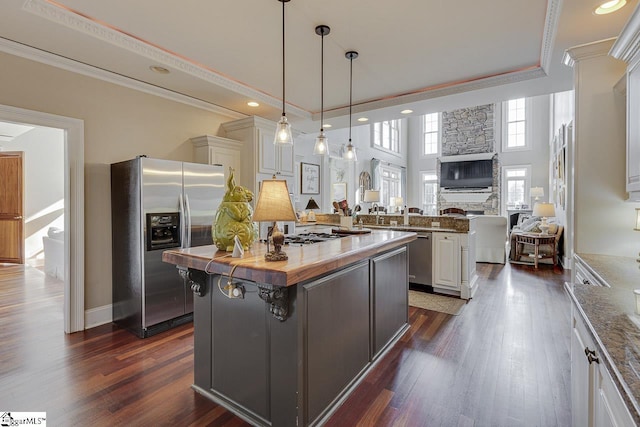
[611,7,640,200]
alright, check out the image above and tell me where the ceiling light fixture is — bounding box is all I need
[247,101,260,107]
[594,0,627,14]
[313,25,331,156]
[343,51,359,162]
[357,117,368,122]
[323,123,332,128]
[274,0,293,146]
[149,65,170,74]
[401,109,413,114]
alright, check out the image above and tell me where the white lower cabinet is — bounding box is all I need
[571,306,635,427]
[433,232,460,289]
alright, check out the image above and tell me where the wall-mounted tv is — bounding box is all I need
[440,159,493,189]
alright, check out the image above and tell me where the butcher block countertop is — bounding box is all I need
[163,229,416,287]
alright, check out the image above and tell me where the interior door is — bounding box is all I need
[0,152,24,264]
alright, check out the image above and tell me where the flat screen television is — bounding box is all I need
[440,159,493,189]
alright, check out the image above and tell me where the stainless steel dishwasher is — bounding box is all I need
[408,232,432,286]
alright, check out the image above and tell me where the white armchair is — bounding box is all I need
[474,215,508,264]
[43,227,64,280]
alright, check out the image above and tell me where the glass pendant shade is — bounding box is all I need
[314,24,330,156]
[274,0,293,146]
[343,142,357,161]
[343,50,359,162]
[313,130,329,155]
[274,115,293,145]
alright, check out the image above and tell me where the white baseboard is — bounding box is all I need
[84,304,112,329]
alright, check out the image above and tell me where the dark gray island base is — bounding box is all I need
[163,230,416,426]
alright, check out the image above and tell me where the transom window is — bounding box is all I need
[421,172,438,216]
[422,113,440,156]
[373,120,401,154]
[502,98,531,151]
[503,165,531,211]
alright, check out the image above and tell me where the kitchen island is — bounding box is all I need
[163,229,416,427]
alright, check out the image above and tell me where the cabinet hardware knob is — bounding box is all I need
[14,216,22,220]
[584,347,599,364]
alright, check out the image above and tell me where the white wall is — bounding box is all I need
[2,125,64,258]
[296,120,408,213]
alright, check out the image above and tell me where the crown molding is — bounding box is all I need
[323,67,547,119]
[610,3,640,63]
[22,0,310,120]
[0,36,247,120]
[540,0,563,73]
[563,37,617,67]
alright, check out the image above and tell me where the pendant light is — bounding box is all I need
[274,0,293,145]
[313,25,330,156]
[343,51,358,161]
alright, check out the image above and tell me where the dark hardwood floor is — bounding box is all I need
[0,262,571,426]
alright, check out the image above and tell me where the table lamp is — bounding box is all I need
[530,187,544,202]
[253,178,297,261]
[305,197,320,222]
[364,190,380,213]
[533,202,555,235]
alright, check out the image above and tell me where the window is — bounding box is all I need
[503,165,531,211]
[422,113,440,156]
[421,172,438,216]
[373,119,401,154]
[380,164,402,208]
[502,98,531,151]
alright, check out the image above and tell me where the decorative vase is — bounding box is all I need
[213,168,258,252]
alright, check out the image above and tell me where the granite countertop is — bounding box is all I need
[568,253,640,423]
[163,229,416,287]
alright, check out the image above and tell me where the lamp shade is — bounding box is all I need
[363,190,380,203]
[305,197,320,210]
[533,202,555,218]
[253,179,297,222]
[530,187,544,200]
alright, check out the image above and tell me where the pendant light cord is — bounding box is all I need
[320,31,324,132]
[349,54,353,142]
[281,0,286,118]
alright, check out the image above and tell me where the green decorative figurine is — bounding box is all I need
[213,168,258,252]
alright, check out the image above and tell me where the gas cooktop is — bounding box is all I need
[283,232,344,246]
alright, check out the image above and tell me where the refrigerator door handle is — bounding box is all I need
[185,194,192,248]
[179,193,186,249]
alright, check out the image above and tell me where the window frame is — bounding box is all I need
[420,171,438,216]
[501,98,533,152]
[502,164,532,215]
[372,119,402,155]
[380,163,403,209]
[421,112,441,158]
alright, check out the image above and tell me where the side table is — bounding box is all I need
[514,233,557,268]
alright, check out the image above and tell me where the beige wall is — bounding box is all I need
[0,51,240,310]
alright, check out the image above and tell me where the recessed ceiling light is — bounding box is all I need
[401,109,413,114]
[323,123,332,128]
[247,101,260,107]
[357,117,369,122]
[594,0,627,15]
[149,65,170,74]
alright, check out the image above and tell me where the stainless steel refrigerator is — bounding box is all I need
[111,157,224,337]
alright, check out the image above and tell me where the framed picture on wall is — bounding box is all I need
[332,182,347,202]
[301,162,320,194]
